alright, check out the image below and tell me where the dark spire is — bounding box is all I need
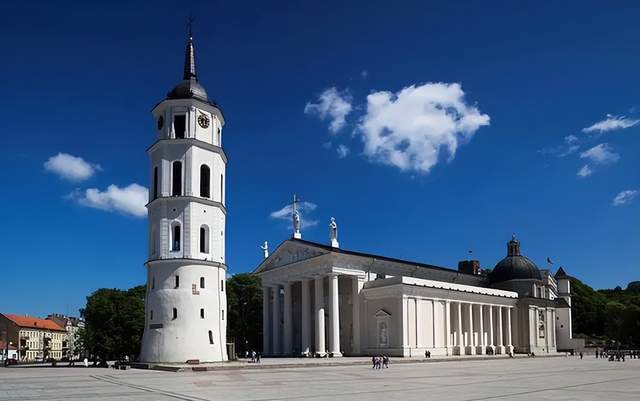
[555,266,569,279]
[183,31,197,81]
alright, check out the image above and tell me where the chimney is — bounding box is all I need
[458,260,481,275]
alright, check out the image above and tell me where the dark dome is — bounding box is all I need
[167,79,209,102]
[489,236,542,283]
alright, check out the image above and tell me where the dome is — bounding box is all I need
[489,236,542,283]
[167,79,209,102]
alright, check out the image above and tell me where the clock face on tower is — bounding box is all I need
[198,113,210,129]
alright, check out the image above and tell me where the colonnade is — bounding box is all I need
[447,301,513,355]
[263,274,362,357]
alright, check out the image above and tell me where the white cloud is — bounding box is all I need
[613,190,639,206]
[583,114,640,133]
[577,164,592,178]
[69,183,148,217]
[358,82,490,173]
[579,143,620,165]
[336,144,350,158]
[270,200,318,228]
[44,153,101,182]
[539,135,580,157]
[304,87,353,133]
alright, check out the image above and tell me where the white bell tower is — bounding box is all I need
[140,31,228,363]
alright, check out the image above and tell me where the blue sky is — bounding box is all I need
[1,1,638,317]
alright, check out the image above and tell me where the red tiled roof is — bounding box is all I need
[3,314,66,332]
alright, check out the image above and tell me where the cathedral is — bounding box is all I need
[254,208,584,357]
[140,32,228,363]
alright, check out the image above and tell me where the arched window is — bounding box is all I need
[174,115,186,139]
[171,223,181,251]
[172,161,182,196]
[200,165,210,198]
[208,330,214,344]
[200,308,205,319]
[172,308,178,320]
[153,167,158,200]
[200,225,209,254]
[200,277,205,288]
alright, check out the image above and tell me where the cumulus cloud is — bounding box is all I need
[68,183,148,217]
[304,87,353,133]
[579,143,620,165]
[44,153,101,182]
[613,190,639,206]
[577,165,592,178]
[582,114,640,133]
[336,144,350,158]
[270,200,318,228]
[539,135,580,158]
[358,82,490,173]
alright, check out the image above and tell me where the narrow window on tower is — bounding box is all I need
[200,308,205,319]
[175,275,180,288]
[172,161,182,196]
[200,277,205,288]
[172,224,181,251]
[221,310,225,320]
[220,174,224,203]
[200,164,210,198]
[172,308,178,320]
[153,166,158,199]
[150,310,153,320]
[151,277,155,289]
[221,280,224,292]
[217,128,221,146]
[208,330,214,344]
[174,114,186,139]
[200,225,209,253]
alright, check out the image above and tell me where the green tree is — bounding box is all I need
[226,273,263,355]
[81,285,145,362]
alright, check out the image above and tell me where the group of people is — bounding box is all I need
[245,350,261,363]
[372,355,390,369]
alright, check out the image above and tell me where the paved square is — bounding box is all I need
[1,357,638,401]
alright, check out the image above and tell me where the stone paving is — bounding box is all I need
[0,356,638,400]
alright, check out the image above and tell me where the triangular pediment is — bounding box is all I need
[253,239,330,274]
[374,309,391,318]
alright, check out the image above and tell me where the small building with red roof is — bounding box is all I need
[0,313,67,361]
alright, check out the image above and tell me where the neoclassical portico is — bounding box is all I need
[255,217,575,357]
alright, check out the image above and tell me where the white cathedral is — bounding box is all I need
[254,202,584,358]
[138,33,582,364]
[140,33,228,362]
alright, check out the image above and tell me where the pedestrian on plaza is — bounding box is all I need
[383,355,389,368]
[83,358,88,368]
[579,352,583,360]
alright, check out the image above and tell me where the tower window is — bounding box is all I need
[200,277,205,289]
[150,310,153,320]
[153,167,158,199]
[172,308,178,319]
[151,277,155,289]
[217,127,221,146]
[200,164,210,198]
[221,280,224,292]
[172,161,182,196]
[200,225,209,253]
[174,115,186,139]
[220,174,224,203]
[221,310,225,320]
[200,308,205,318]
[172,224,181,251]
[208,330,214,344]
[175,275,180,288]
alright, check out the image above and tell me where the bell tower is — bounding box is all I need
[140,30,228,363]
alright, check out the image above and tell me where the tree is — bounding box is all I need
[226,273,263,355]
[81,285,145,362]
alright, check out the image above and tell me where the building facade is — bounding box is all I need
[47,314,85,360]
[0,314,66,361]
[255,218,581,357]
[139,32,228,363]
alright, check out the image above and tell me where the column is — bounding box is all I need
[300,279,311,356]
[496,306,504,354]
[329,274,342,356]
[456,302,463,355]
[488,305,494,351]
[506,307,513,353]
[283,282,292,355]
[352,277,364,355]
[271,285,280,355]
[262,287,270,355]
[467,303,475,355]
[477,304,484,354]
[444,301,451,354]
[314,276,326,356]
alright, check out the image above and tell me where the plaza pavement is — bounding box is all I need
[0,356,638,401]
